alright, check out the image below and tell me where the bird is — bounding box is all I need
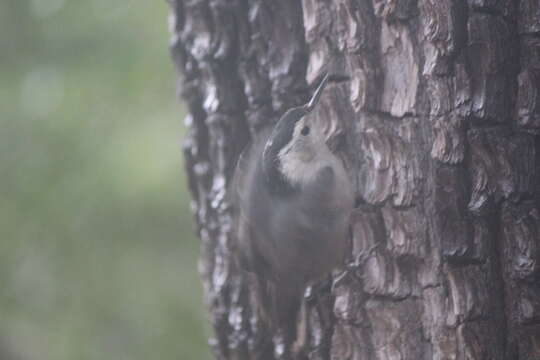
[231,73,354,356]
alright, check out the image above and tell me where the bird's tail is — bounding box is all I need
[252,275,303,353]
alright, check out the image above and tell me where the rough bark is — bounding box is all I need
[169,0,540,359]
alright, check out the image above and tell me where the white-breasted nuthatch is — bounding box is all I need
[232,74,353,352]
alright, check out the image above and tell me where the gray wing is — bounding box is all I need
[230,129,274,276]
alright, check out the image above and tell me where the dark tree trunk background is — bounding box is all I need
[168,0,540,359]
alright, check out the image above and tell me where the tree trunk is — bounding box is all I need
[168,0,540,359]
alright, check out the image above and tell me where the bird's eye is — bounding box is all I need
[301,126,310,136]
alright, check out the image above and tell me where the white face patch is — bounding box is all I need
[277,118,332,185]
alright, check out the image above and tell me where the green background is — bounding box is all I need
[0,1,210,359]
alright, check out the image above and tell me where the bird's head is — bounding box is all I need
[262,74,331,194]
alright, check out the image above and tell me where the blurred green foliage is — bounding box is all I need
[0,1,210,359]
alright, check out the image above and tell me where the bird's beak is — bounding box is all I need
[304,73,329,113]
